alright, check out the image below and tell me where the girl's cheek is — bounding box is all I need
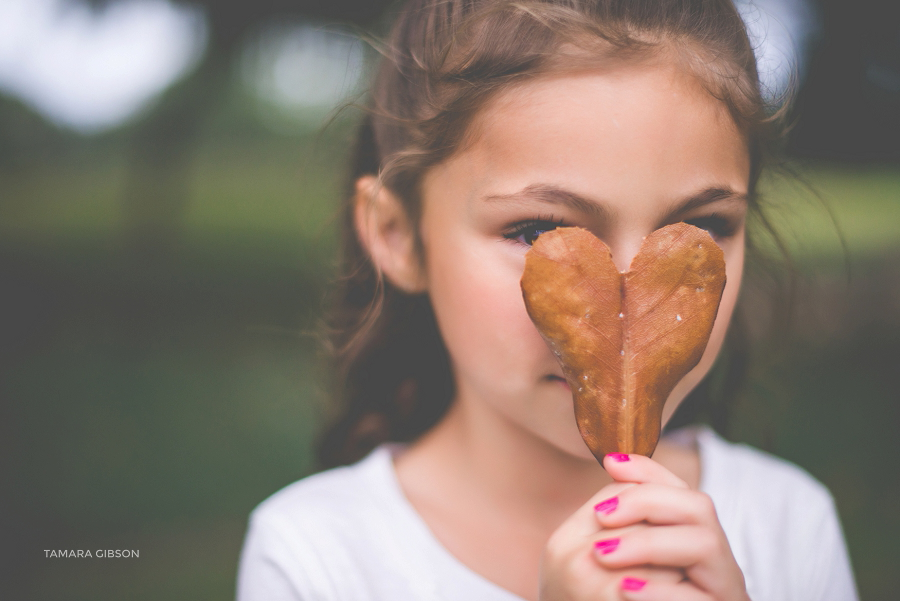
[465,267,544,361]
[425,233,553,393]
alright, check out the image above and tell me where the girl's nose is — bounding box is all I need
[607,236,646,273]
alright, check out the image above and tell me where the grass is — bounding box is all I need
[756,163,900,262]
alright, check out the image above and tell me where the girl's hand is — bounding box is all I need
[539,453,750,601]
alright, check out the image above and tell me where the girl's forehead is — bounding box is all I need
[477,60,734,137]
[448,64,750,202]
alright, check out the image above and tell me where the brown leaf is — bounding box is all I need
[520,223,726,461]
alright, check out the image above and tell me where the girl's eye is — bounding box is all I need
[682,214,737,241]
[503,218,566,246]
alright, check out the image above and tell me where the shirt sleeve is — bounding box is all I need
[236,509,340,601]
[236,511,304,601]
[803,492,859,601]
[696,427,860,601]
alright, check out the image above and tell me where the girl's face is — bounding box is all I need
[417,60,749,460]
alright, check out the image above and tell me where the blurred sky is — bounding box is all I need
[0,0,206,132]
[240,21,370,129]
[0,0,816,133]
[735,0,818,103]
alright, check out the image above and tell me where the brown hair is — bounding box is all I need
[317,0,789,468]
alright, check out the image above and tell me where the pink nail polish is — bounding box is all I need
[621,577,647,591]
[594,538,619,554]
[594,496,618,514]
[607,452,630,462]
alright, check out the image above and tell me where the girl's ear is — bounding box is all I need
[353,175,427,293]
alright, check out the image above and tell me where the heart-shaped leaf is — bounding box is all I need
[520,223,726,461]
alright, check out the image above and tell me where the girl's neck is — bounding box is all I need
[394,396,700,528]
[396,397,612,531]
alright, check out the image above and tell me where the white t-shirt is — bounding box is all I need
[236,427,858,601]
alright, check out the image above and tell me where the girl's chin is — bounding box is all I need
[540,376,600,462]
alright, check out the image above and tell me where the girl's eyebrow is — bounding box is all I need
[483,184,612,219]
[667,187,748,217]
[483,183,747,218]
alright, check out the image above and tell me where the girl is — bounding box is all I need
[238,1,858,600]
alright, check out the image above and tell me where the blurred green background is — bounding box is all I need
[1,1,898,600]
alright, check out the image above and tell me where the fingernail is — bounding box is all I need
[594,538,619,554]
[621,577,647,591]
[607,452,630,462]
[594,496,618,514]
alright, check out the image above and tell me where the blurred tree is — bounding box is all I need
[789,0,900,162]
[84,0,395,260]
[85,0,897,260]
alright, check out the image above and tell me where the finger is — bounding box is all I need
[619,578,714,601]
[593,525,722,570]
[594,485,718,528]
[555,482,638,539]
[596,568,685,600]
[595,525,746,597]
[608,566,685,587]
[602,453,690,488]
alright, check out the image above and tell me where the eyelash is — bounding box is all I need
[682,213,738,240]
[503,216,567,246]
[503,213,738,247]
